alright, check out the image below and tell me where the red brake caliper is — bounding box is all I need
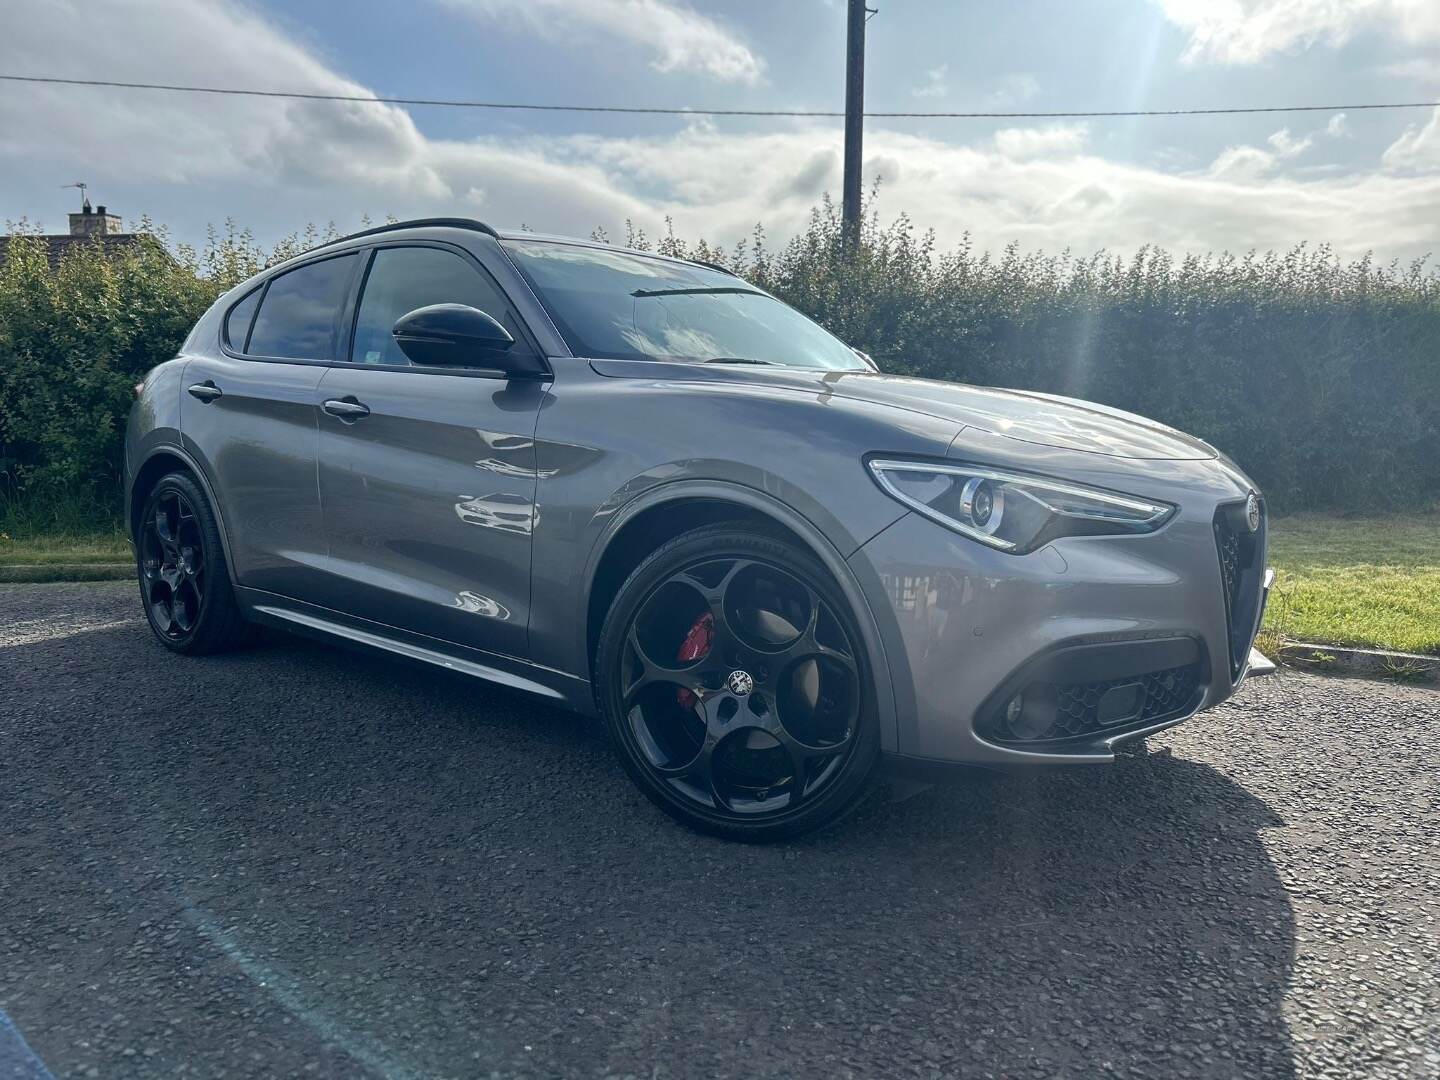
[675,612,714,710]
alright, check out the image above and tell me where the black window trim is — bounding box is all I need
[218,239,551,381]
[220,250,363,367]
[222,284,264,353]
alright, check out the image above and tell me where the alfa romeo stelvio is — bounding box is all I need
[127,218,1271,840]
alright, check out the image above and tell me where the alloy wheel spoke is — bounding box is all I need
[154,502,180,558]
[623,624,711,700]
[678,560,748,648]
[771,590,857,677]
[175,578,202,632]
[661,736,729,811]
[771,727,843,807]
[150,593,174,634]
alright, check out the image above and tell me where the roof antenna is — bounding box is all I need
[62,181,91,213]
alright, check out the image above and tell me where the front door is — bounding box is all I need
[311,243,547,659]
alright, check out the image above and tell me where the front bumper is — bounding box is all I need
[849,476,1268,766]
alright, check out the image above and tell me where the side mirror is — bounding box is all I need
[392,304,543,377]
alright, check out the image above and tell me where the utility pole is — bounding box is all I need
[842,0,870,249]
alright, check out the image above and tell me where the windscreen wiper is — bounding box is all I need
[703,357,779,366]
[631,286,765,299]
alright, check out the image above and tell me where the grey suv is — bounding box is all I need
[126,218,1271,840]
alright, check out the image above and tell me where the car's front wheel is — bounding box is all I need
[136,471,249,655]
[597,524,880,841]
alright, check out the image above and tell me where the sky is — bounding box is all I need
[1,0,1439,264]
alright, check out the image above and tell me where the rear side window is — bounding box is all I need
[224,287,260,351]
[350,246,530,367]
[246,254,357,361]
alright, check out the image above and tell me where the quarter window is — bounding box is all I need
[350,246,529,367]
[224,287,260,352]
[246,254,357,361]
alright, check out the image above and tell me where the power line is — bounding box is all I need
[2,73,1437,120]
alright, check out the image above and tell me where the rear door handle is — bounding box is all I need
[187,381,222,403]
[322,397,371,421]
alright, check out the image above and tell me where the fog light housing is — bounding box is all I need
[1003,689,1057,741]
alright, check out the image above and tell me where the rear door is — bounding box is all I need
[310,242,548,659]
[180,252,360,598]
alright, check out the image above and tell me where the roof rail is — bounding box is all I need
[683,257,737,277]
[323,217,500,247]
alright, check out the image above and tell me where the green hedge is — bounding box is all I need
[0,221,335,529]
[2,206,1437,525]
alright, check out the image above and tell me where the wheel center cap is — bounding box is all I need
[725,670,755,696]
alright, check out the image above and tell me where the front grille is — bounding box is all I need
[1217,523,1241,605]
[1214,501,1266,679]
[992,663,1203,745]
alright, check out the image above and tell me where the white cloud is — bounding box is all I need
[987,73,1041,107]
[1208,144,1282,181]
[1381,57,1440,83]
[442,0,764,83]
[1267,128,1313,158]
[1156,0,1440,65]
[912,64,948,100]
[992,125,1088,160]
[1383,107,1440,172]
[2,0,1438,267]
[1207,120,1344,182]
[1325,113,1351,138]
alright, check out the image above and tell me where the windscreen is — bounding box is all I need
[503,240,866,370]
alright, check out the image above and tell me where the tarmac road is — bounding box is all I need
[2,581,1438,1079]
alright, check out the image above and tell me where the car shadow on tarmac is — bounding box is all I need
[4,618,1298,1078]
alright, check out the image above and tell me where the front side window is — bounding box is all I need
[350,246,529,367]
[246,254,357,361]
[502,240,866,370]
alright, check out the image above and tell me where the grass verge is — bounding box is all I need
[1262,513,1440,657]
[0,529,132,583]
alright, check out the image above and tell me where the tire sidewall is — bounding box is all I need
[597,526,880,842]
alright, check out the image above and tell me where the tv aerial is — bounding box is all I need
[62,181,91,212]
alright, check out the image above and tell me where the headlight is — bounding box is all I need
[867,459,1174,554]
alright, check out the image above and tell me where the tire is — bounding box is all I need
[135,471,250,655]
[596,523,880,842]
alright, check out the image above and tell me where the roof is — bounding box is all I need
[0,232,155,270]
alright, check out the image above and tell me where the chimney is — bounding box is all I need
[69,203,123,237]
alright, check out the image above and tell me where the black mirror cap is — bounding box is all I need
[392,304,545,377]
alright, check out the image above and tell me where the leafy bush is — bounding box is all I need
[0,220,337,529]
[1,202,1436,526]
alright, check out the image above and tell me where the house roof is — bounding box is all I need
[0,232,154,270]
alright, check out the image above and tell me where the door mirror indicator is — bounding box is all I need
[392,304,543,377]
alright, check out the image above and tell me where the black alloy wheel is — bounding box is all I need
[598,525,879,841]
[137,472,249,654]
[140,486,206,640]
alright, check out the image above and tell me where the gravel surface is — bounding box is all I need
[2,581,1437,1079]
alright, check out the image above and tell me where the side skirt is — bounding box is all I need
[236,586,598,717]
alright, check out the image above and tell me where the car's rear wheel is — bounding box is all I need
[136,472,249,655]
[597,524,880,841]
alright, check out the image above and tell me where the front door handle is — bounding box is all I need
[322,397,371,422]
[187,381,222,403]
